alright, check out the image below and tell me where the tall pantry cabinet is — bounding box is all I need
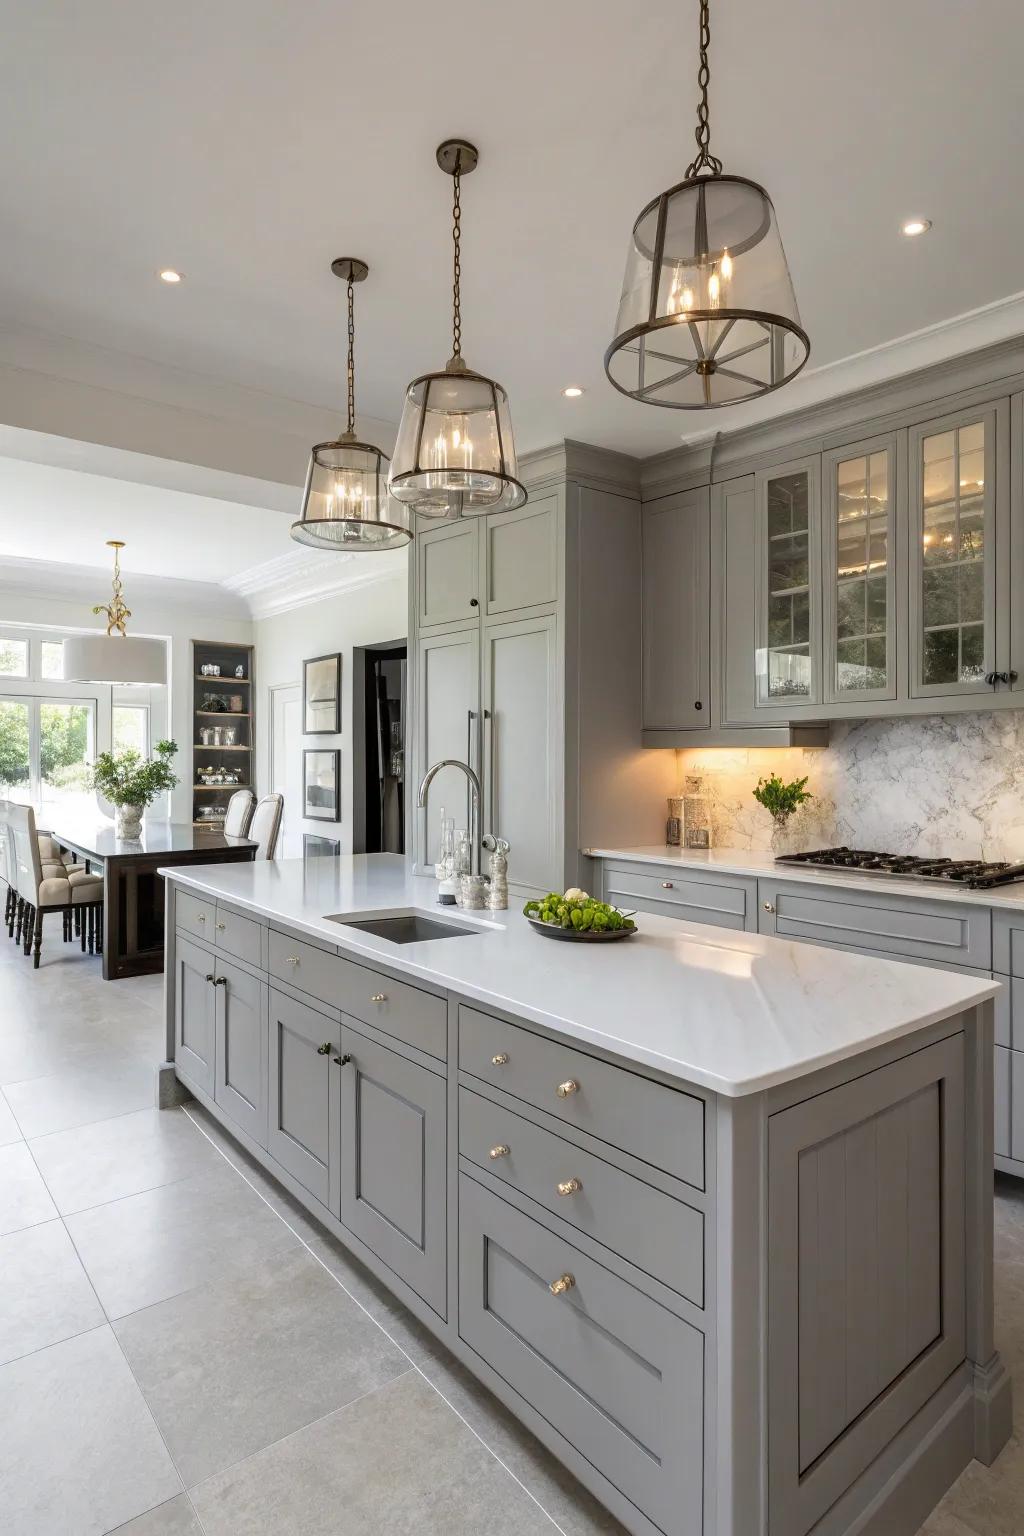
[408,444,676,898]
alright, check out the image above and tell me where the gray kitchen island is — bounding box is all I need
[159,853,1010,1536]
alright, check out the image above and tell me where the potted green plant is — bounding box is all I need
[90,739,179,839]
[753,772,813,853]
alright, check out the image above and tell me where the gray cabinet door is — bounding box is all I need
[214,957,268,1147]
[641,487,710,730]
[483,493,560,618]
[416,518,480,628]
[753,454,823,710]
[822,433,900,705]
[908,401,1004,699]
[338,1024,447,1317]
[995,1044,1010,1157]
[267,988,340,1211]
[414,625,480,869]
[767,1035,965,1536]
[173,934,217,1096]
[458,1173,704,1536]
[481,612,561,894]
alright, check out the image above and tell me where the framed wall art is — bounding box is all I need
[303,652,341,735]
[303,748,340,821]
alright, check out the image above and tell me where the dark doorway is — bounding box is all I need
[352,640,406,855]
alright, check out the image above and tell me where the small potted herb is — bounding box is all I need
[753,772,813,853]
[90,739,179,839]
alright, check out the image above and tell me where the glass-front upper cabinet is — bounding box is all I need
[753,456,821,708]
[909,405,998,698]
[822,435,898,704]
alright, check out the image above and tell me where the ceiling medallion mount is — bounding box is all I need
[389,139,526,520]
[604,0,808,410]
[291,258,411,552]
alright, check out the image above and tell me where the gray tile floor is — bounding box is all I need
[0,924,1021,1535]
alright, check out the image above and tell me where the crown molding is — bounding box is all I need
[0,555,251,621]
[521,439,642,499]
[224,546,408,620]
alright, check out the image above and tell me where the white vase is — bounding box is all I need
[115,803,144,839]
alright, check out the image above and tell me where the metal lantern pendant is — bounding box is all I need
[291,259,411,551]
[605,0,808,409]
[389,140,526,519]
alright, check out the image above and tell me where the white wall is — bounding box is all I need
[254,572,408,854]
[0,576,253,823]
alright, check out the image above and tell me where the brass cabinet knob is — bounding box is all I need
[370,993,387,1004]
[549,1273,576,1296]
[316,1042,331,1055]
[489,1144,510,1160]
[284,956,300,966]
[763,901,776,914]
[661,881,674,889]
[197,914,206,923]
[556,1079,579,1099]
[216,921,226,931]
[491,1053,509,1066]
[556,1178,582,1197]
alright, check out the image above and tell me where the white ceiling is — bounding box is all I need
[0,0,1021,461]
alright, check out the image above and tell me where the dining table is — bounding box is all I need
[46,817,257,980]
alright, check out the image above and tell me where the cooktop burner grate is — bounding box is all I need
[774,846,1024,889]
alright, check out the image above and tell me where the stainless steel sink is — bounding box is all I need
[326,912,483,944]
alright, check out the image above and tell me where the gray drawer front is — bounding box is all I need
[268,929,447,1059]
[458,1174,703,1536]
[995,1045,1010,1157]
[176,890,215,942]
[459,1006,704,1190]
[215,904,263,969]
[761,879,991,969]
[993,911,1024,978]
[459,1088,703,1305]
[604,862,756,932]
[994,976,1013,1048]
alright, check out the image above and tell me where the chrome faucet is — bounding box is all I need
[417,759,482,875]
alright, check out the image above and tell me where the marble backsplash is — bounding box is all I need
[677,712,1024,862]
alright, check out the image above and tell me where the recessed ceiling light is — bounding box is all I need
[900,219,931,237]
[562,386,584,398]
[159,268,183,283]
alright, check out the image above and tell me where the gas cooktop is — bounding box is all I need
[775,846,1024,890]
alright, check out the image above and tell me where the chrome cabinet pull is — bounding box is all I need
[214,976,227,987]
[216,921,226,931]
[197,913,206,924]
[284,955,300,966]
[316,1042,331,1055]
[333,1053,352,1066]
[549,1273,575,1296]
[489,1144,510,1160]
[661,880,674,889]
[556,1079,579,1099]
[370,992,387,1004]
[556,1178,582,1197]
[491,1052,509,1066]
[763,901,776,914]
[204,973,215,983]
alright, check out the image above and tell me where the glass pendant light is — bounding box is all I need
[389,140,526,519]
[291,259,411,551]
[63,541,167,684]
[605,0,808,409]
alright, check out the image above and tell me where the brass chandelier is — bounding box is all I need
[605,0,808,409]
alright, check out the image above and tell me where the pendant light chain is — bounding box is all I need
[685,0,723,179]
[451,165,462,359]
[346,274,356,435]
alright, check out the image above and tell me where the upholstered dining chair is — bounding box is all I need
[223,789,256,839]
[0,800,14,935]
[8,804,104,968]
[249,793,284,860]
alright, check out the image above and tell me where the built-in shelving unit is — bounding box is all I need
[191,639,255,828]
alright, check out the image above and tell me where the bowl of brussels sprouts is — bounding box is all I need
[522,889,638,942]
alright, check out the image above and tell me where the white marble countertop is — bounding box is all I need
[585,844,1024,911]
[162,854,997,1099]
